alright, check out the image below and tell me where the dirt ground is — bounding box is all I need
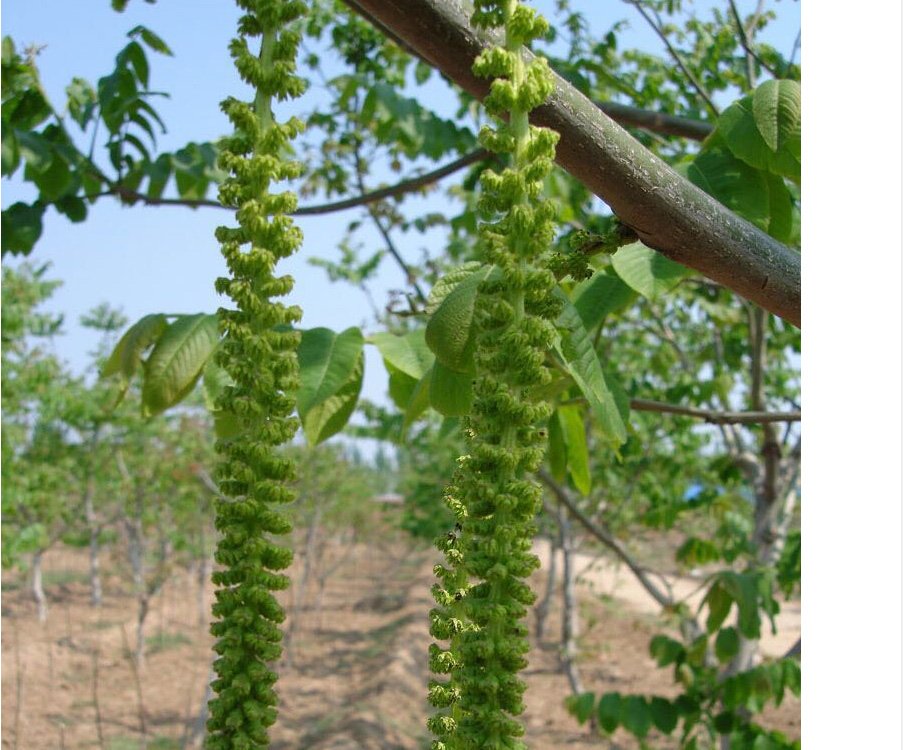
[1,538,799,749]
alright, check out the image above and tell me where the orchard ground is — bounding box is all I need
[1,536,799,749]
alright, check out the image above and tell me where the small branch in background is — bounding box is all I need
[13,618,24,750]
[90,148,490,220]
[537,470,673,611]
[536,500,561,642]
[558,504,588,704]
[595,101,712,140]
[119,624,147,739]
[352,142,429,305]
[784,30,801,76]
[624,0,719,117]
[728,0,779,86]
[630,398,801,425]
[91,649,105,750]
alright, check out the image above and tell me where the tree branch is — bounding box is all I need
[537,469,674,611]
[625,0,719,116]
[629,398,801,425]
[595,101,713,141]
[341,0,801,327]
[91,148,491,217]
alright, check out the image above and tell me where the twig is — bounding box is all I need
[119,624,148,740]
[91,649,105,750]
[728,0,779,86]
[86,148,490,218]
[625,0,719,117]
[352,141,429,304]
[13,618,24,750]
[784,30,801,76]
[629,398,801,425]
[537,470,674,610]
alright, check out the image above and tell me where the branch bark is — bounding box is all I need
[342,0,801,327]
[629,398,801,425]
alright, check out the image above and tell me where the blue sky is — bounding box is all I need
[1,0,800,408]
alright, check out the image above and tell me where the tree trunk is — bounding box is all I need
[535,535,559,642]
[136,593,149,671]
[84,466,103,607]
[195,553,209,630]
[282,501,323,665]
[182,666,215,749]
[559,511,585,698]
[32,550,48,624]
[88,523,103,607]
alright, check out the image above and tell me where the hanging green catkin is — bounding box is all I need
[207,2,306,748]
[428,2,560,748]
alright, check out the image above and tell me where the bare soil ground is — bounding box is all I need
[1,539,799,749]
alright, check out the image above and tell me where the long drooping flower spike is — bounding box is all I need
[428,2,561,748]
[207,2,307,748]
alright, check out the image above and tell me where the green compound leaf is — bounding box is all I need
[547,410,567,481]
[704,577,734,634]
[297,326,364,416]
[1,128,20,175]
[565,692,596,725]
[425,261,484,315]
[556,404,591,495]
[676,536,721,568]
[102,313,169,379]
[429,359,474,417]
[369,328,434,380]
[425,265,492,374]
[127,25,174,57]
[611,241,690,299]
[141,313,219,417]
[1,201,46,255]
[649,634,686,667]
[402,366,433,432]
[719,571,762,640]
[202,354,231,411]
[572,270,636,329]
[718,80,801,184]
[715,626,741,663]
[649,696,679,734]
[688,136,795,244]
[783,659,801,697]
[302,350,363,445]
[66,77,97,130]
[554,293,627,446]
[597,692,622,734]
[621,695,652,738]
[202,356,241,439]
[386,361,419,410]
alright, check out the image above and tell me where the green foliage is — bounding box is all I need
[718,80,801,184]
[141,314,220,417]
[554,294,628,446]
[611,241,691,299]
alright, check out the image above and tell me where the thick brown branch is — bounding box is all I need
[342,0,801,327]
[629,398,801,425]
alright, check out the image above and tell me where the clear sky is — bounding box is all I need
[0,0,800,408]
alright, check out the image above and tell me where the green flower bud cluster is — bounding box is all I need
[548,222,638,281]
[207,2,306,748]
[428,3,561,748]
